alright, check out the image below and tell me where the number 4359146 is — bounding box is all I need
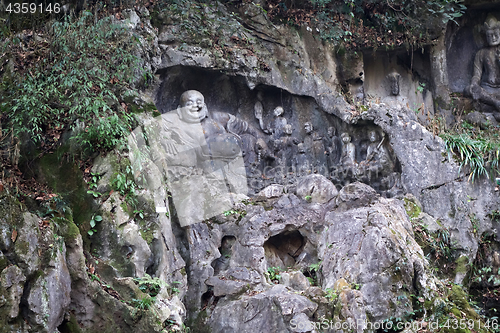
[5,3,61,14]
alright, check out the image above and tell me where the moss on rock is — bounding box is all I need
[38,152,94,228]
[403,196,421,219]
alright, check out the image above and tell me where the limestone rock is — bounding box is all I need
[205,276,249,297]
[26,245,71,333]
[0,265,25,320]
[335,182,379,212]
[296,174,338,204]
[321,186,431,322]
[257,184,285,199]
[465,111,499,130]
[281,271,310,291]
[208,285,317,333]
[13,212,41,277]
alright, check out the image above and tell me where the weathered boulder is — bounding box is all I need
[296,174,338,204]
[281,270,310,291]
[0,192,72,332]
[335,182,379,212]
[257,184,286,199]
[12,213,41,277]
[321,184,435,323]
[208,285,318,333]
[25,245,71,333]
[0,265,25,321]
[366,103,500,264]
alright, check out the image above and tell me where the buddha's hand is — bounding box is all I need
[469,82,483,100]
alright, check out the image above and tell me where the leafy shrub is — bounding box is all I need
[2,10,147,156]
[413,223,455,262]
[266,267,281,283]
[134,274,166,297]
[263,0,466,48]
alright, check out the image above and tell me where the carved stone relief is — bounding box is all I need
[467,15,500,113]
[149,67,402,204]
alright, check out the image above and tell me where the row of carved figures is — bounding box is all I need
[250,102,394,176]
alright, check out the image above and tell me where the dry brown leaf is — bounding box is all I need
[11,229,17,242]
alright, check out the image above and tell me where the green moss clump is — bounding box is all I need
[127,102,158,115]
[404,197,421,219]
[450,307,461,318]
[65,221,81,241]
[449,285,479,320]
[38,152,94,228]
[455,256,469,275]
[186,309,210,333]
[138,221,156,245]
[120,202,131,216]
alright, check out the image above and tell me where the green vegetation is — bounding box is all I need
[304,261,322,285]
[134,274,166,297]
[222,208,247,223]
[266,267,282,283]
[263,0,465,49]
[111,164,143,217]
[134,274,182,298]
[131,295,156,311]
[1,10,148,157]
[441,132,500,183]
[87,172,103,198]
[413,223,455,263]
[87,214,102,236]
[324,287,338,302]
[437,117,500,183]
[403,197,421,219]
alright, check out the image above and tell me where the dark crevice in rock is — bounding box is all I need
[57,318,71,333]
[264,230,305,269]
[170,201,190,266]
[201,287,221,313]
[18,276,35,329]
[145,240,159,276]
[420,176,465,193]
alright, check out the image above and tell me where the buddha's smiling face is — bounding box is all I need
[179,90,207,121]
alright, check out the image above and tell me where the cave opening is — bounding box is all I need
[263,230,305,270]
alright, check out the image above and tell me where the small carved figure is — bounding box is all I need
[340,132,356,167]
[325,126,340,170]
[274,124,298,168]
[468,15,500,111]
[270,106,288,140]
[365,130,383,163]
[387,71,401,96]
[295,143,311,176]
[302,122,314,155]
[312,131,327,174]
[254,101,269,134]
[359,130,394,178]
[302,121,327,172]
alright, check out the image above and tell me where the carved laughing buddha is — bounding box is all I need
[162,90,242,169]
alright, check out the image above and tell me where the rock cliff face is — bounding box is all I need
[2,1,500,332]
